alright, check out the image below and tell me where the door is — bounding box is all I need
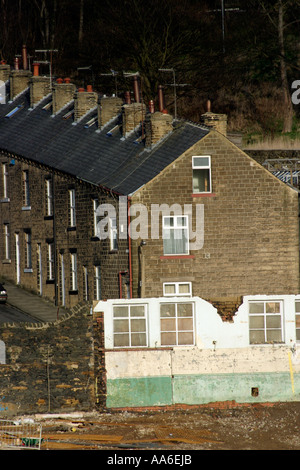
[60,253,66,306]
[15,233,20,284]
[37,243,42,295]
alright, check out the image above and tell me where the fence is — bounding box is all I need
[0,419,43,450]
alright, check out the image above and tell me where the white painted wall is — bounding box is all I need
[94,294,300,380]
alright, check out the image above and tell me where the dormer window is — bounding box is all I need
[192,156,211,193]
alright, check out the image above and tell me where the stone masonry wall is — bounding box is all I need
[130,131,300,305]
[0,304,106,417]
[0,154,129,308]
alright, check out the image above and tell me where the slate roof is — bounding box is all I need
[0,85,209,195]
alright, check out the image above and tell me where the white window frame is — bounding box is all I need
[113,304,148,348]
[23,170,30,208]
[46,179,53,216]
[70,252,78,291]
[162,215,189,255]
[160,301,195,346]
[295,301,300,342]
[93,199,100,237]
[2,163,8,199]
[109,216,118,251]
[83,266,89,301]
[248,300,284,345]
[47,242,54,280]
[94,265,101,300]
[163,281,192,297]
[24,230,32,269]
[69,189,76,227]
[4,223,10,259]
[192,155,212,194]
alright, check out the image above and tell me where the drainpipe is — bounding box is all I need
[127,196,133,298]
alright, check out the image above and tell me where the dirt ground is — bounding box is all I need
[8,401,300,451]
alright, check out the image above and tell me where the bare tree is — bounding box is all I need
[78,0,84,47]
[259,0,297,133]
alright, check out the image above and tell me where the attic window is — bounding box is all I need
[192,156,211,193]
[163,282,192,297]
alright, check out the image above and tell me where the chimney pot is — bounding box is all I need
[124,91,131,104]
[22,45,28,70]
[86,84,93,92]
[149,100,155,113]
[158,85,164,112]
[78,87,85,92]
[64,77,71,83]
[14,57,19,70]
[133,75,140,103]
[33,63,40,77]
[56,78,63,84]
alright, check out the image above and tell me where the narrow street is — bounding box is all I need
[0,302,38,323]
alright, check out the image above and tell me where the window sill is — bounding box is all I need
[22,206,31,211]
[0,198,10,203]
[69,290,78,295]
[160,255,195,260]
[46,279,55,284]
[106,347,173,352]
[192,193,216,197]
[44,215,54,221]
[24,268,33,273]
[2,259,11,264]
[67,226,76,232]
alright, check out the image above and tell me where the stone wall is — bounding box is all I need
[0,154,129,308]
[0,304,106,417]
[130,131,300,305]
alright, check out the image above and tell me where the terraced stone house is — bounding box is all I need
[0,52,299,314]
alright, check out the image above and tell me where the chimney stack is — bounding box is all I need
[145,111,173,147]
[52,77,76,115]
[29,62,51,108]
[10,53,32,100]
[122,101,145,137]
[201,101,227,136]
[0,61,10,83]
[145,88,173,147]
[98,94,123,128]
[74,85,98,122]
